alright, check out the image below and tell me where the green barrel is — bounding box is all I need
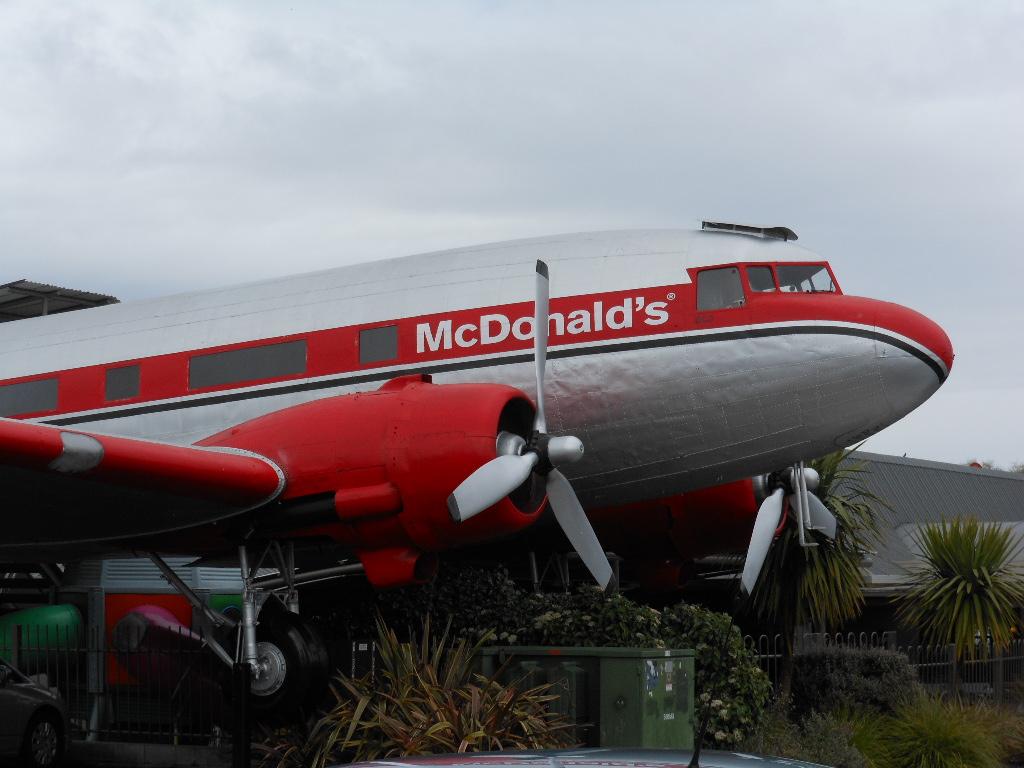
[208,594,242,617]
[0,604,83,665]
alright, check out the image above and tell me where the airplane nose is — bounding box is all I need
[873,301,954,378]
[870,300,954,422]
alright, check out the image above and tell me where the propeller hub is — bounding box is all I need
[527,432,585,474]
[496,431,527,457]
[782,466,820,494]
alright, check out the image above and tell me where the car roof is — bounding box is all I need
[345,748,830,768]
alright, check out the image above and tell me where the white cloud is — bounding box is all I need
[0,0,1020,464]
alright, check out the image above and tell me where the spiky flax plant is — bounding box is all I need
[897,517,1024,659]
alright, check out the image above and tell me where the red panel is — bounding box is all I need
[357,547,438,589]
[104,594,192,685]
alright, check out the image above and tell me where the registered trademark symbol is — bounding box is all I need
[667,292,676,301]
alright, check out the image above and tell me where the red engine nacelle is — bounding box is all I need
[200,375,546,588]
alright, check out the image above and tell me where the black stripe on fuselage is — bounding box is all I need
[42,324,946,427]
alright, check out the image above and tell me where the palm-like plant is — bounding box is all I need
[745,448,884,650]
[257,617,572,768]
[897,517,1024,659]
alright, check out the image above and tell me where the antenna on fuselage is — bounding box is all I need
[701,220,798,242]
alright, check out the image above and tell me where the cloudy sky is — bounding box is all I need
[1,1,1020,467]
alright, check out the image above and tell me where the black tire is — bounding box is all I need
[20,710,64,768]
[248,604,321,722]
[291,615,330,711]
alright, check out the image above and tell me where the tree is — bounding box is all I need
[896,517,1024,659]
[743,448,884,688]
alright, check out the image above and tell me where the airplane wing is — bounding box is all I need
[0,417,284,558]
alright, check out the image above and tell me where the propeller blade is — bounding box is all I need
[533,260,550,433]
[741,487,786,595]
[806,493,838,539]
[448,453,539,523]
[546,469,615,591]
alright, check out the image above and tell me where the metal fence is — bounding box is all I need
[1,624,232,745]
[744,631,1024,704]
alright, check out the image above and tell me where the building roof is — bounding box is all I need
[849,451,1024,593]
[0,280,119,323]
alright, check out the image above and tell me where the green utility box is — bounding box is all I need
[478,646,693,749]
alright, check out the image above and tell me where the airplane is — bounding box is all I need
[0,222,953,714]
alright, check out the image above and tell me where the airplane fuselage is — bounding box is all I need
[0,229,952,509]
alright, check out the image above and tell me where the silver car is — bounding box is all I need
[0,659,69,768]
[347,748,830,768]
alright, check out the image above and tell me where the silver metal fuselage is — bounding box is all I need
[0,230,951,508]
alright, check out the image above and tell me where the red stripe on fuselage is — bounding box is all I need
[0,283,949,421]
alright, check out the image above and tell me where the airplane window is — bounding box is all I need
[696,267,744,310]
[0,377,58,417]
[106,365,140,401]
[189,339,307,389]
[777,264,836,293]
[747,266,777,292]
[360,325,398,364]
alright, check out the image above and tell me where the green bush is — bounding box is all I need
[524,587,664,647]
[378,564,534,644]
[880,695,1003,768]
[740,698,867,768]
[311,565,534,654]
[792,645,921,716]
[661,602,770,748]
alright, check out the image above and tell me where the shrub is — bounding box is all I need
[661,602,770,748]
[792,645,921,716]
[256,718,319,768]
[841,708,893,768]
[377,569,665,648]
[378,564,534,644]
[740,698,867,768]
[1000,710,1024,765]
[880,695,1003,768]
[525,587,664,647]
[257,618,572,768]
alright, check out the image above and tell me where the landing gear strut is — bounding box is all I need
[149,544,329,721]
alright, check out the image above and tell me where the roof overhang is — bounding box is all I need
[0,280,119,323]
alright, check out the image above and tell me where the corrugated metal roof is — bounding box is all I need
[0,280,118,323]
[847,451,1024,589]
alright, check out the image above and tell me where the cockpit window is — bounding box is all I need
[697,267,745,310]
[747,266,777,292]
[777,264,836,293]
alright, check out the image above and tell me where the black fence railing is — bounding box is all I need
[9,621,1024,745]
[744,631,1024,704]
[1,624,232,745]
